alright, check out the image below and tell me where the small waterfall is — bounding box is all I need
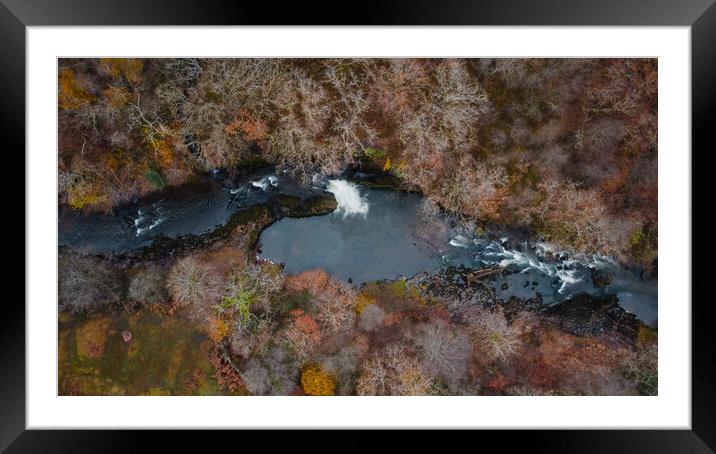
[251,175,279,191]
[449,235,471,248]
[326,179,369,218]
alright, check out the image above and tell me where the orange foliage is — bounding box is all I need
[291,310,322,342]
[206,317,230,344]
[155,136,174,167]
[301,365,336,396]
[601,167,629,194]
[477,186,509,219]
[225,109,269,142]
[486,374,511,392]
[285,271,356,333]
[103,85,130,108]
[58,68,95,110]
[284,309,322,358]
[284,269,331,294]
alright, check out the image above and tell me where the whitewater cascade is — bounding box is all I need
[326,179,370,218]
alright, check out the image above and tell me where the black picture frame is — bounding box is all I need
[4,0,712,451]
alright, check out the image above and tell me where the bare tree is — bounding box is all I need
[58,251,122,313]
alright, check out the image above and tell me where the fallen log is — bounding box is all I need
[468,266,504,282]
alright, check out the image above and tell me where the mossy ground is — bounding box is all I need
[359,279,428,313]
[59,311,219,395]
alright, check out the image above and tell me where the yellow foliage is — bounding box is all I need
[100,58,144,84]
[383,157,391,171]
[206,317,229,344]
[301,365,336,396]
[58,68,95,110]
[67,179,108,209]
[355,294,377,315]
[155,137,174,167]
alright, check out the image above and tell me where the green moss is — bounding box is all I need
[629,224,658,265]
[359,279,426,312]
[629,228,645,248]
[365,146,387,161]
[144,167,166,190]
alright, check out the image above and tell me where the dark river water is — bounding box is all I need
[58,170,312,255]
[59,169,658,327]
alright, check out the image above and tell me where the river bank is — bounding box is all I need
[59,164,657,325]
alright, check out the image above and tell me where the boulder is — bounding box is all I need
[590,268,613,288]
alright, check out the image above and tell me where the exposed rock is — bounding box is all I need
[590,268,613,289]
[121,330,132,342]
[406,266,644,347]
[541,293,641,345]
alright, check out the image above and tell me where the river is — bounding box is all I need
[59,168,658,327]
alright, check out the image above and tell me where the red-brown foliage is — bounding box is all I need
[210,348,245,394]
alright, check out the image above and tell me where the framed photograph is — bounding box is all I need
[7,0,712,451]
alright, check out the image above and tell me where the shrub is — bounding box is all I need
[128,267,168,306]
[284,269,331,294]
[301,365,337,396]
[58,251,122,313]
[517,330,637,395]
